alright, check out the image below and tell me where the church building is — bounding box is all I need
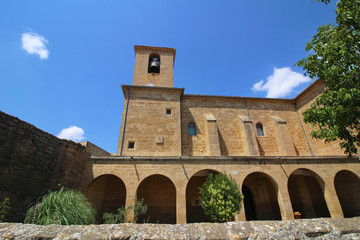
[82,45,360,224]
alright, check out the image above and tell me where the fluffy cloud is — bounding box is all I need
[21,32,49,59]
[252,67,311,98]
[57,126,85,142]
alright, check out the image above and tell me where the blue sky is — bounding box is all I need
[0,0,338,153]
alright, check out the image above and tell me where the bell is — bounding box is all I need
[149,57,160,73]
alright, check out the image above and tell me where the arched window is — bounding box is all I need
[256,123,264,136]
[188,122,196,136]
[148,53,160,74]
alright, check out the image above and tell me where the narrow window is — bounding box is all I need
[166,108,172,115]
[256,124,264,136]
[148,53,160,74]
[128,141,135,149]
[188,122,196,136]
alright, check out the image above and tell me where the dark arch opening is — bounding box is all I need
[186,169,219,223]
[84,174,126,222]
[136,174,176,224]
[242,172,281,220]
[288,168,330,219]
[148,53,160,74]
[335,170,360,218]
[242,186,256,221]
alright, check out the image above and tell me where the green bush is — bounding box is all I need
[24,187,96,225]
[103,198,147,224]
[199,173,243,222]
[0,197,10,223]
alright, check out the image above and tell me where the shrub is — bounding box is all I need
[199,173,243,222]
[0,197,10,223]
[102,198,147,224]
[24,187,96,225]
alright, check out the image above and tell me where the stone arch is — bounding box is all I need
[136,174,176,224]
[242,171,281,220]
[186,169,220,223]
[84,174,126,221]
[334,170,360,218]
[288,168,330,219]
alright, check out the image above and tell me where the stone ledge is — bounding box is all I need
[1,218,360,240]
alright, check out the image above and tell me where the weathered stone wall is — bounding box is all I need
[181,95,314,157]
[295,81,345,156]
[117,86,183,157]
[0,111,88,222]
[1,218,360,239]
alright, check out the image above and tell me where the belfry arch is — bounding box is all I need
[186,169,220,223]
[334,170,360,217]
[288,168,330,218]
[84,174,126,222]
[242,172,281,220]
[136,174,176,224]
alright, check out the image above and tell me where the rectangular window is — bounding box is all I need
[166,109,172,115]
[128,141,135,149]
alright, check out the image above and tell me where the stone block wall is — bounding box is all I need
[0,111,88,222]
[117,86,183,156]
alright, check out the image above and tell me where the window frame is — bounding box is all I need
[188,122,196,136]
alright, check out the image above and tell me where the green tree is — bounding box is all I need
[296,0,360,156]
[24,187,96,225]
[199,173,243,223]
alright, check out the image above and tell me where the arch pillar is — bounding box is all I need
[124,181,138,222]
[323,178,344,218]
[277,180,294,220]
[176,183,187,224]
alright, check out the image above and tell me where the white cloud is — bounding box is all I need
[252,67,311,98]
[21,32,49,59]
[57,126,85,142]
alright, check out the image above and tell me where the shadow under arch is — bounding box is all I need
[186,169,220,223]
[83,174,126,222]
[136,174,176,224]
[287,168,330,219]
[242,171,281,220]
[334,170,360,217]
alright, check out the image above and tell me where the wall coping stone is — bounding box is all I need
[1,218,360,239]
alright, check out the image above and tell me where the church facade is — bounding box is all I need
[82,46,360,224]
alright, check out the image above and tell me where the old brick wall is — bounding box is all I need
[0,111,88,222]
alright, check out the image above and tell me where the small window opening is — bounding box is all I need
[188,122,196,136]
[128,141,135,149]
[256,124,264,136]
[166,109,172,115]
[148,54,160,74]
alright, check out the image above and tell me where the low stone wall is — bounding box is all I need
[0,111,88,222]
[1,218,360,239]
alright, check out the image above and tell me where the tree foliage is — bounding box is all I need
[24,187,96,225]
[102,198,147,224]
[296,0,360,156]
[0,197,10,223]
[199,173,243,223]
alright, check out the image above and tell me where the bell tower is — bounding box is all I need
[132,45,176,88]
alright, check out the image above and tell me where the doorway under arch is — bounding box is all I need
[242,172,281,220]
[186,169,219,223]
[288,168,330,219]
[136,174,176,224]
[84,174,126,221]
[334,170,360,217]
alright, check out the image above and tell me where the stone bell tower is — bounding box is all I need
[132,45,176,87]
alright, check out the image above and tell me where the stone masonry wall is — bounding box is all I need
[0,111,88,222]
[1,218,360,239]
